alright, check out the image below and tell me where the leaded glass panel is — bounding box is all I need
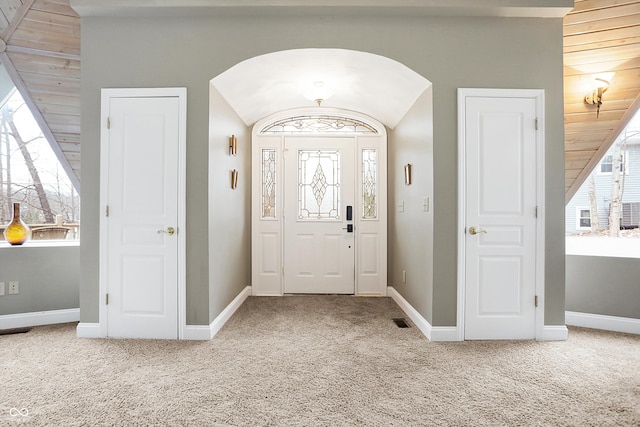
[262,149,276,218]
[298,150,341,220]
[362,149,377,219]
[260,115,378,135]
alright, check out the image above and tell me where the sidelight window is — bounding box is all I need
[362,149,377,219]
[261,149,277,219]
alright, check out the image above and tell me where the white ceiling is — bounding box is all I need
[211,49,431,129]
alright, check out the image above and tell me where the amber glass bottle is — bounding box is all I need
[4,203,30,245]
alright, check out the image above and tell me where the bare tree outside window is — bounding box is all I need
[608,140,625,237]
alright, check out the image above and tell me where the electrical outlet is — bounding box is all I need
[398,201,404,213]
[8,281,19,294]
[423,197,430,212]
[402,270,406,284]
[0,282,5,296]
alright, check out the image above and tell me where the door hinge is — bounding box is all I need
[535,118,539,130]
[535,206,538,218]
[106,205,109,217]
[107,117,111,129]
[105,293,109,305]
[534,295,538,307]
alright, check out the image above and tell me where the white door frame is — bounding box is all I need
[99,87,187,339]
[456,88,545,341]
[251,107,387,296]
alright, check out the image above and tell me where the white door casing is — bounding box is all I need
[284,137,355,294]
[252,108,387,296]
[457,89,545,341]
[100,88,187,339]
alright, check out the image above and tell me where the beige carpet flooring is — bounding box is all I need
[1,296,639,426]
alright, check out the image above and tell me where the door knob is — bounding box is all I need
[468,226,487,235]
[157,227,175,235]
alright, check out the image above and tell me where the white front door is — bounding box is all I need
[460,90,542,340]
[283,137,355,294]
[101,89,186,339]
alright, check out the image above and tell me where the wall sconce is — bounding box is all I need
[404,164,412,185]
[229,135,237,156]
[231,169,238,189]
[584,72,614,118]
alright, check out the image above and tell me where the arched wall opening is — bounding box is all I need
[208,49,435,322]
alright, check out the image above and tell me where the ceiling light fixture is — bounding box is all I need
[304,81,333,106]
[584,72,614,118]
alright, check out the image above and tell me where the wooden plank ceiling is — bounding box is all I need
[564,0,640,202]
[0,0,636,199]
[0,0,79,190]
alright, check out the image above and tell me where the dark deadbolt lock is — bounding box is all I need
[346,224,353,233]
[346,205,353,221]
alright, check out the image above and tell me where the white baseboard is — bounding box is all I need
[75,287,251,341]
[387,286,460,342]
[183,324,214,340]
[76,322,102,338]
[0,308,79,330]
[183,286,251,340]
[541,325,569,341]
[566,311,640,335]
[430,326,459,341]
[388,286,571,341]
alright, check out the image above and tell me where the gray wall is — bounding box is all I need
[208,88,251,323]
[0,246,80,316]
[389,88,434,324]
[77,9,567,327]
[566,255,640,319]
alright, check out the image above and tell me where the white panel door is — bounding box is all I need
[284,137,355,294]
[464,95,538,340]
[105,96,180,339]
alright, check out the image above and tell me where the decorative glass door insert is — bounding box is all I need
[298,150,341,220]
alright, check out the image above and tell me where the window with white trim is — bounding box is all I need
[599,153,627,175]
[576,207,591,230]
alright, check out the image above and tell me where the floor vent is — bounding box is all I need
[392,318,410,328]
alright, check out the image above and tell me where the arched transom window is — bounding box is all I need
[259,115,378,135]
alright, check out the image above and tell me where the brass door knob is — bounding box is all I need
[468,226,487,235]
[157,227,175,236]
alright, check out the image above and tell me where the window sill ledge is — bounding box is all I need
[0,240,79,248]
[566,235,640,258]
